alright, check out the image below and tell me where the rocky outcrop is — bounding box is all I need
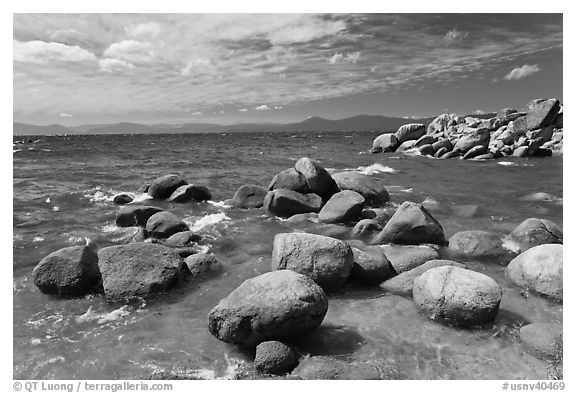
[115,205,164,227]
[331,172,390,206]
[208,270,328,346]
[413,266,502,326]
[294,158,340,201]
[148,174,187,199]
[271,232,353,291]
[230,185,268,209]
[372,201,446,245]
[506,244,563,301]
[145,211,189,239]
[254,341,299,375]
[263,189,322,218]
[168,184,211,203]
[32,246,102,297]
[318,190,365,224]
[97,243,186,301]
[508,218,563,252]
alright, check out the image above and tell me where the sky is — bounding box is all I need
[13,13,563,125]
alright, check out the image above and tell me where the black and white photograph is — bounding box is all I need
[11,6,565,386]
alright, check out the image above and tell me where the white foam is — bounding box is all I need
[76,305,131,325]
[52,206,60,212]
[45,197,51,203]
[32,236,45,243]
[501,237,521,253]
[13,149,22,153]
[67,235,91,245]
[498,161,517,167]
[186,213,231,232]
[131,192,152,203]
[207,200,232,209]
[356,163,398,175]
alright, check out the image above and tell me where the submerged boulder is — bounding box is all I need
[230,184,268,209]
[509,218,563,252]
[32,246,101,297]
[97,243,185,301]
[263,189,322,218]
[372,201,446,245]
[255,341,299,375]
[148,174,187,199]
[506,244,563,301]
[294,158,340,200]
[448,230,516,260]
[145,211,189,239]
[331,171,390,206]
[268,168,311,194]
[395,123,426,144]
[271,232,353,291]
[413,266,502,326]
[519,322,563,360]
[381,244,439,274]
[115,205,164,227]
[168,184,211,203]
[291,356,396,380]
[318,190,365,224]
[208,270,328,346]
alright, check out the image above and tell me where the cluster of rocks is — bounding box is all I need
[371,98,563,159]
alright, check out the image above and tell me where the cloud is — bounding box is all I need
[254,104,271,111]
[445,29,469,48]
[50,28,81,41]
[238,108,248,112]
[59,112,73,117]
[125,22,161,38]
[103,40,155,62]
[98,58,135,73]
[267,19,346,45]
[13,40,96,64]
[503,64,541,80]
[181,58,213,76]
[328,51,361,64]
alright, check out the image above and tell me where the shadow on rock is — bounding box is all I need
[288,324,365,356]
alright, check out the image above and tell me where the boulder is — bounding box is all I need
[32,246,101,297]
[509,218,563,252]
[417,144,435,156]
[208,270,328,346]
[163,231,202,248]
[230,184,268,209]
[462,145,487,159]
[413,266,502,326]
[294,158,340,200]
[148,174,187,199]
[519,323,563,360]
[184,253,221,278]
[115,205,164,227]
[271,233,353,291]
[526,125,554,143]
[97,243,185,301]
[396,140,417,152]
[381,244,439,274]
[331,171,390,206]
[268,168,311,194]
[432,138,452,154]
[380,259,464,298]
[434,147,448,158]
[372,201,446,245]
[498,108,517,118]
[168,184,211,203]
[113,193,133,205]
[318,190,365,224]
[395,123,426,144]
[448,230,516,260]
[372,133,398,152]
[427,114,451,134]
[534,148,553,157]
[510,116,529,138]
[263,189,322,218]
[555,112,563,128]
[291,356,395,380]
[370,146,382,154]
[506,244,563,301]
[350,246,395,285]
[255,341,299,375]
[513,146,529,157]
[286,213,318,223]
[474,153,495,160]
[145,211,189,239]
[526,98,561,131]
[453,128,490,153]
[440,150,461,159]
[351,219,382,241]
[414,135,436,147]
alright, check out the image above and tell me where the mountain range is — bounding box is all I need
[13,113,496,136]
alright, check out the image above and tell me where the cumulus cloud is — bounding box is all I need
[254,104,271,111]
[503,64,541,80]
[59,112,73,117]
[328,51,361,64]
[125,22,161,38]
[99,58,135,73]
[13,40,96,64]
[103,40,155,62]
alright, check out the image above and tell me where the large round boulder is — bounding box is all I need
[519,322,563,360]
[254,341,299,375]
[453,128,490,153]
[372,201,446,245]
[448,230,517,261]
[372,133,398,152]
[381,244,439,274]
[263,189,322,218]
[208,270,328,346]
[506,244,562,301]
[331,171,390,206]
[230,184,267,209]
[145,211,189,239]
[394,123,426,144]
[32,246,102,297]
[509,218,563,252]
[350,246,395,285]
[427,114,451,134]
[271,232,353,291]
[97,243,185,301]
[148,174,187,199]
[168,184,211,203]
[291,357,396,380]
[115,205,164,227]
[113,193,133,205]
[413,266,502,326]
[268,168,311,194]
[318,190,365,224]
[294,158,340,201]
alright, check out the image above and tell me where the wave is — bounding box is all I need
[207,200,232,209]
[75,306,131,325]
[185,213,231,232]
[355,163,398,175]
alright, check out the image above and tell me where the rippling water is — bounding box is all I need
[13,132,563,379]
